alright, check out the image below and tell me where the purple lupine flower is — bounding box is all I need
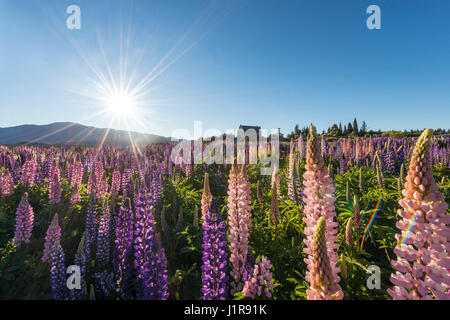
[49,240,68,300]
[84,194,98,263]
[242,249,256,283]
[1,169,14,196]
[114,198,134,296]
[201,199,228,300]
[154,233,169,300]
[215,168,222,191]
[12,192,34,245]
[96,200,111,265]
[134,189,155,299]
[71,233,87,300]
[339,154,348,174]
[121,168,132,197]
[384,148,396,175]
[43,213,61,262]
[94,270,116,297]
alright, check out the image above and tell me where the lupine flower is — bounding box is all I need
[71,233,88,300]
[93,270,116,297]
[242,249,256,283]
[302,126,342,299]
[270,182,280,224]
[1,169,14,196]
[215,168,222,191]
[22,159,36,187]
[49,171,61,204]
[388,129,450,300]
[12,192,34,245]
[339,154,348,174]
[288,141,297,202]
[345,218,353,246]
[345,181,350,202]
[49,240,68,300]
[110,168,121,197]
[114,198,134,296]
[154,232,169,300]
[43,213,61,262]
[298,134,305,159]
[359,167,364,192]
[133,190,153,299]
[71,179,82,203]
[201,173,212,220]
[242,256,275,299]
[271,168,280,193]
[227,164,252,294]
[84,194,98,262]
[96,200,111,265]
[353,195,361,226]
[201,200,228,300]
[70,156,83,188]
[193,205,199,230]
[256,179,263,204]
[134,189,167,299]
[384,148,396,174]
[307,217,344,300]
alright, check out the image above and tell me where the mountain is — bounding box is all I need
[0,122,172,146]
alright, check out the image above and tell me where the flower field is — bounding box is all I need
[0,127,449,300]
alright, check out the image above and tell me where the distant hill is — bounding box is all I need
[0,122,172,146]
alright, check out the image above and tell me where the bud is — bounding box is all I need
[345,218,353,246]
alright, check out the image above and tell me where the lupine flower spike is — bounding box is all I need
[388,129,450,300]
[307,217,344,300]
[12,192,34,246]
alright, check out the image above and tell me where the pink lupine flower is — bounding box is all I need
[307,217,343,300]
[94,159,108,199]
[49,171,61,204]
[42,213,61,262]
[110,168,121,197]
[298,134,305,160]
[201,173,212,220]
[227,164,252,294]
[242,256,275,299]
[70,156,83,188]
[302,125,343,300]
[22,159,37,187]
[13,192,34,245]
[49,158,60,182]
[70,185,81,204]
[388,129,450,300]
[1,169,14,196]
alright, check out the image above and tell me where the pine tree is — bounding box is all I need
[353,118,359,136]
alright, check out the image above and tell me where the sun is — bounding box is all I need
[105,91,136,118]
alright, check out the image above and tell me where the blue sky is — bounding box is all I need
[1,0,450,137]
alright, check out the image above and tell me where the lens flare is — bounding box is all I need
[105,90,136,118]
